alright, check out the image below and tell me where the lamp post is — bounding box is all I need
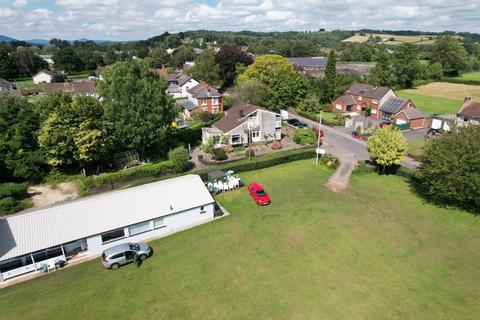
[315,110,324,166]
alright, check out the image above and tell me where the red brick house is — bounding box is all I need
[333,83,396,119]
[184,83,223,117]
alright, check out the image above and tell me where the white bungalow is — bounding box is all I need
[0,175,217,282]
[32,69,55,84]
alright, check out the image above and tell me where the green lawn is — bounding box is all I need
[397,91,462,115]
[451,71,480,81]
[408,138,426,158]
[0,160,479,319]
[14,80,45,91]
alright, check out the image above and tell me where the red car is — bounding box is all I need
[248,182,271,206]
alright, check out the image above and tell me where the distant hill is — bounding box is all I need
[26,39,50,45]
[0,35,17,42]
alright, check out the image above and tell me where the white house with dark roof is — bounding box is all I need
[0,175,217,282]
[456,97,480,126]
[33,69,56,84]
[202,103,282,146]
[166,72,199,98]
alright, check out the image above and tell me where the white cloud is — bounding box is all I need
[12,0,28,8]
[1,0,480,41]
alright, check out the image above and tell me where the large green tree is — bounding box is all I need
[0,96,45,182]
[97,60,176,155]
[416,125,480,211]
[367,126,407,172]
[38,95,112,170]
[52,47,84,72]
[150,47,170,68]
[324,50,337,103]
[393,43,421,88]
[367,50,395,87]
[0,46,18,80]
[238,54,307,110]
[11,47,48,77]
[229,80,268,107]
[431,36,469,76]
[189,50,221,86]
[215,46,253,88]
[171,47,195,68]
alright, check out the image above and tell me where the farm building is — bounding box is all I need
[33,69,56,84]
[0,175,216,282]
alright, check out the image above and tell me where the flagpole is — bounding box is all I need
[315,110,323,166]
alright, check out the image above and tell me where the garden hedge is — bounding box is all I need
[0,182,30,199]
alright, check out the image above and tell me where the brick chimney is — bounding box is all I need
[239,109,244,118]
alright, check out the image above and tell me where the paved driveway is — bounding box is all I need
[289,113,419,169]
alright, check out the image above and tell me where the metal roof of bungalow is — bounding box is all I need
[0,175,214,262]
[288,57,327,68]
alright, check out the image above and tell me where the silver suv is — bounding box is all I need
[101,242,151,269]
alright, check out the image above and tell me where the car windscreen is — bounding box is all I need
[256,190,266,196]
[129,243,140,251]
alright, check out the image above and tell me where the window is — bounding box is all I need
[231,134,241,144]
[0,259,23,273]
[101,229,125,244]
[154,217,166,229]
[358,96,363,101]
[252,130,260,138]
[371,108,377,115]
[201,98,207,105]
[335,104,342,110]
[212,97,219,105]
[128,221,151,236]
[249,112,257,121]
[200,206,206,213]
[110,253,124,259]
[372,99,379,104]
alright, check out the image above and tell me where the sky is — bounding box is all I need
[1,0,480,41]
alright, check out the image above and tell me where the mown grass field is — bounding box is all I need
[343,33,437,45]
[450,71,480,82]
[400,82,480,101]
[0,160,478,319]
[397,91,462,115]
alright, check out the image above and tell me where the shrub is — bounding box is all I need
[320,153,340,169]
[0,182,30,199]
[213,148,228,161]
[415,125,480,211]
[193,111,214,122]
[323,104,334,112]
[293,128,317,145]
[367,125,407,172]
[195,147,316,180]
[0,197,21,216]
[168,146,189,172]
[93,160,177,190]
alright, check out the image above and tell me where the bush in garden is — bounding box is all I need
[0,197,22,216]
[168,146,189,172]
[0,183,30,199]
[213,148,228,161]
[293,128,317,145]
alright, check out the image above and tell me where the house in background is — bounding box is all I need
[33,69,56,84]
[334,83,396,119]
[202,103,282,147]
[164,71,199,99]
[45,81,98,99]
[0,175,216,282]
[334,83,429,129]
[456,97,480,126]
[38,55,54,68]
[186,83,223,115]
[289,57,327,78]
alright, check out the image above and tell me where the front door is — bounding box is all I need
[251,130,261,142]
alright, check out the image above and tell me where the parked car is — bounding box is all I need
[248,182,271,206]
[101,242,151,269]
[287,118,308,128]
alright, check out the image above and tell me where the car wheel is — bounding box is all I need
[139,254,147,261]
[111,263,120,270]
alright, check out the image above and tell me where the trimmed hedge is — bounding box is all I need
[193,147,317,180]
[0,182,29,199]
